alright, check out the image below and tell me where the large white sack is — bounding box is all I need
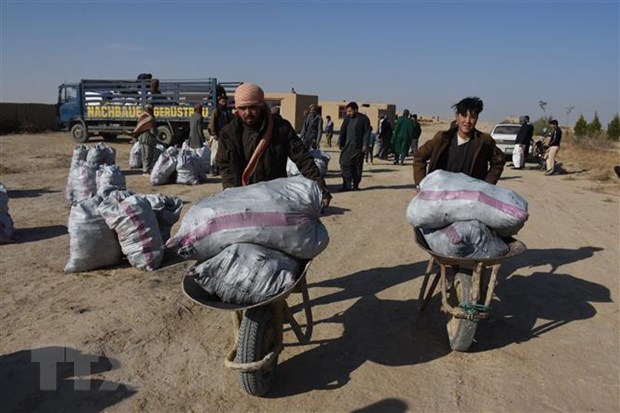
[129,141,142,169]
[70,145,90,167]
[166,176,329,260]
[406,170,528,236]
[0,183,14,244]
[286,158,301,177]
[196,144,211,181]
[141,193,183,243]
[86,142,116,166]
[150,147,179,185]
[65,196,123,273]
[422,220,509,259]
[309,149,330,177]
[176,149,200,185]
[96,164,126,197]
[99,194,164,271]
[188,243,303,306]
[65,161,98,205]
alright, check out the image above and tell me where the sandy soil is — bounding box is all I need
[0,125,618,413]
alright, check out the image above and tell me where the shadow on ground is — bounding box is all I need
[0,346,136,413]
[12,225,67,243]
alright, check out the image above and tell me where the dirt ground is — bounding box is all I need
[1,124,618,413]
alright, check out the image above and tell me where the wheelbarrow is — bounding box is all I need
[413,227,526,351]
[182,260,314,396]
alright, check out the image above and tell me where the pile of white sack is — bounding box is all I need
[64,143,183,273]
[169,176,329,305]
[286,149,331,178]
[0,183,15,244]
[406,170,529,259]
[143,141,211,186]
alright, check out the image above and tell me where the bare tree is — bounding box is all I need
[539,100,548,118]
[565,105,575,127]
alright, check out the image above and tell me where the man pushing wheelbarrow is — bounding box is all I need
[409,97,528,351]
[167,83,332,396]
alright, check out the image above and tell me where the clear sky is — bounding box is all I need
[1,0,619,126]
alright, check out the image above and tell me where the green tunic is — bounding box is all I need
[391,117,415,156]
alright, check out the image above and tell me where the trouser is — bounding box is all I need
[209,136,219,174]
[139,133,155,173]
[365,145,374,163]
[395,153,406,164]
[379,137,391,159]
[409,139,419,155]
[524,142,531,161]
[341,152,364,189]
[546,146,560,172]
[326,133,333,147]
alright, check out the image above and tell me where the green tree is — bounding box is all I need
[607,114,620,140]
[588,111,602,136]
[574,114,588,138]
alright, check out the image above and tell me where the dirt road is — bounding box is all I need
[1,129,618,412]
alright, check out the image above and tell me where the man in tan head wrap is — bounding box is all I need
[215,83,331,208]
[133,104,157,175]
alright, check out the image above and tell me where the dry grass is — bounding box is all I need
[559,132,620,184]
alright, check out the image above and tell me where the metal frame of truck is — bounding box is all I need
[57,78,241,145]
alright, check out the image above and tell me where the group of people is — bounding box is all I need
[131,82,562,214]
[512,115,562,175]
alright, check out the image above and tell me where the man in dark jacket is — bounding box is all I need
[413,96,506,187]
[545,119,562,175]
[208,93,234,175]
[377,115,392,160]
[338,101,371,191]
[216,83,331,207]
[300,104,323,150]
[188,103,206,149]
[513,115,534,168]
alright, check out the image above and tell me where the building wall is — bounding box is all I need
[0,103,58,134]
[265,92,318,133]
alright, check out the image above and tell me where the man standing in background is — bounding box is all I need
[409,113,422,156]
[188,103,206,149]
[391,109,415,165]
[338,102,370,191]
[545,119,562,175]
[377,114,392,160]
[300,104,323,150]
[208,94,234,175]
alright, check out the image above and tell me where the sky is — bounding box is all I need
[1,0,619,126]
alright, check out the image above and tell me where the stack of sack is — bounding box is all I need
[286,149,330,178]
[167,176,329,306]
[0,183,15,244]
[406,170,529,258]
[149,141,211,186]
[65,143,125,205]
[63,144,183,273]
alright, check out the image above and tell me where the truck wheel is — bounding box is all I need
[156,125,174,145]
[70,123,89,143]
[446,272,478,352]
[236,306,279,396]
[100,133,117,141]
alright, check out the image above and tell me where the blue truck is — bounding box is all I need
[57,78,240,144]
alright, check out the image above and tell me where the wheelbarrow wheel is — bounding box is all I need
[237,305,279,396]
[446,272,477,352]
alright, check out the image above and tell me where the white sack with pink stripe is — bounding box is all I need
[407,170,528,236]
[166,176,329,260]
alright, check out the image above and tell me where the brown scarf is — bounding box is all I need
[133,111,155,137]
[241,108,274,186]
